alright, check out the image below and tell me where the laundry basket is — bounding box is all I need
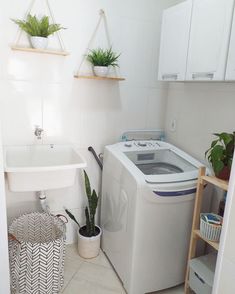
[9,212,66,294]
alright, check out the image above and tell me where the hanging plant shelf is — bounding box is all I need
[75,9,125,82]
[11,46,69,56]
[11,0,68,57]
[74,75,125,81]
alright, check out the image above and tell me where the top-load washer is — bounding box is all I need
[101,134,207,294]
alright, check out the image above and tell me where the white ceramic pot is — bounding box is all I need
[77,226,102,259]
[93,66,109,77]
[30,36,48,50]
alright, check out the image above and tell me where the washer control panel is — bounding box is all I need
[121,140,163,150]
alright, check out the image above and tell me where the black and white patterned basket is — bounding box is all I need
[9,212,66,294]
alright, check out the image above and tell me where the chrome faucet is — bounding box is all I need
[34,125,44,140]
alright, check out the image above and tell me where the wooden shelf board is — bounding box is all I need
[201,175,228,191]
[74,75,125,81]
[11,46,69,56]
[194,230,219,251]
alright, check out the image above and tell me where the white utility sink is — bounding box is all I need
[4,145,87,192]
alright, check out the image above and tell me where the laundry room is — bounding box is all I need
[0,0,235,293]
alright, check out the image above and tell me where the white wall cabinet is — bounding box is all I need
[158,0,235,82]
[226,6,235,80]
[186,0,234,81]
[158,0,193,81]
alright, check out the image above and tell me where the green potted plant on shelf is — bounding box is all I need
[87,47,121,77]
[65,170,101,258]
[12,14,65,50]
[205,132,235,180]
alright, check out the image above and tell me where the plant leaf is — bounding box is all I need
[12,14,64,37]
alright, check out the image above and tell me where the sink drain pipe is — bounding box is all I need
[37,191,50,213]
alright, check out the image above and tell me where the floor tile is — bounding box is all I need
[63,245,185,294]
[63,261,125,294]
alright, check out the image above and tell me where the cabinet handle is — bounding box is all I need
[192,73,214,80]
[162,74,178,80]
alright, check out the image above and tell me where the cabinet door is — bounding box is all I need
[186,0,234,81]
[226,7,235,80]
[158,0,193,82]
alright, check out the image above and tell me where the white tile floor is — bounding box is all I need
[63,244,184,294]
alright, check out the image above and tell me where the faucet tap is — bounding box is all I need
[34,125,44,140]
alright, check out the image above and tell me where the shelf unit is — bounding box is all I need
[11,46,69,56]
[184,166,228,294]
[74,75,125,81]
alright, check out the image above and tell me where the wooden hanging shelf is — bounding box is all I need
[74,75,125,81]
[11,46,69,56]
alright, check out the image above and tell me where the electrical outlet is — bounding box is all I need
[170,119,177,132]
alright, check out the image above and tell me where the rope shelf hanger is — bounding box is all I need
[74,9,125,81]
[11,0,69,56]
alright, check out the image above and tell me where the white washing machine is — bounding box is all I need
[101,134,207,294]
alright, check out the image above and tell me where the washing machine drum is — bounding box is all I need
[136,162,183,175]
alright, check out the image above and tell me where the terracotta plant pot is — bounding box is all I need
[216,166,231,181]
[77,226,102,259]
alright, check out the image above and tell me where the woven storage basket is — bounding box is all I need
[9,212,66,294]
[200,213,222,242]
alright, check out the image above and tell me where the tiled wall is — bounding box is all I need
[165,82,235,211]
[165,82,235,163]
[0,0,179,243]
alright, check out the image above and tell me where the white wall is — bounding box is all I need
[165,82,235,209]
[165,82,235,162]
[0,0,179,243]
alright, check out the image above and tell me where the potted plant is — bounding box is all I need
[87,47,121,77]
[12,14,65,50]
[65,170,101,258]
[205,132,235,180]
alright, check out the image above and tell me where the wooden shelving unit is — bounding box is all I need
[74,75,125,81]
[11,46,69,56]
[184,166,228,294]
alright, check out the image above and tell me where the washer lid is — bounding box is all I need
[124,148,199,183]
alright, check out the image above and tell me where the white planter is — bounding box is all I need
[30,36,48,50]
[93,66,109,77]
[77,226,102,259]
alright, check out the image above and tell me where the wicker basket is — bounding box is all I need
[9,212,66,294]
[200,213,222,242]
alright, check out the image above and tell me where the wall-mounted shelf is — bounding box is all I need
[11,0,68,57]
[74,75,125,81]
[11,46,69,56]
[75,10,125,82]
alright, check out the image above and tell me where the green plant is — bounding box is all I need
[65,170,99,237]
[87,47,120,67]
[205,132,235,175]
[12,14,65,37]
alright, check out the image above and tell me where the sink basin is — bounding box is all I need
[4,145,87,192]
